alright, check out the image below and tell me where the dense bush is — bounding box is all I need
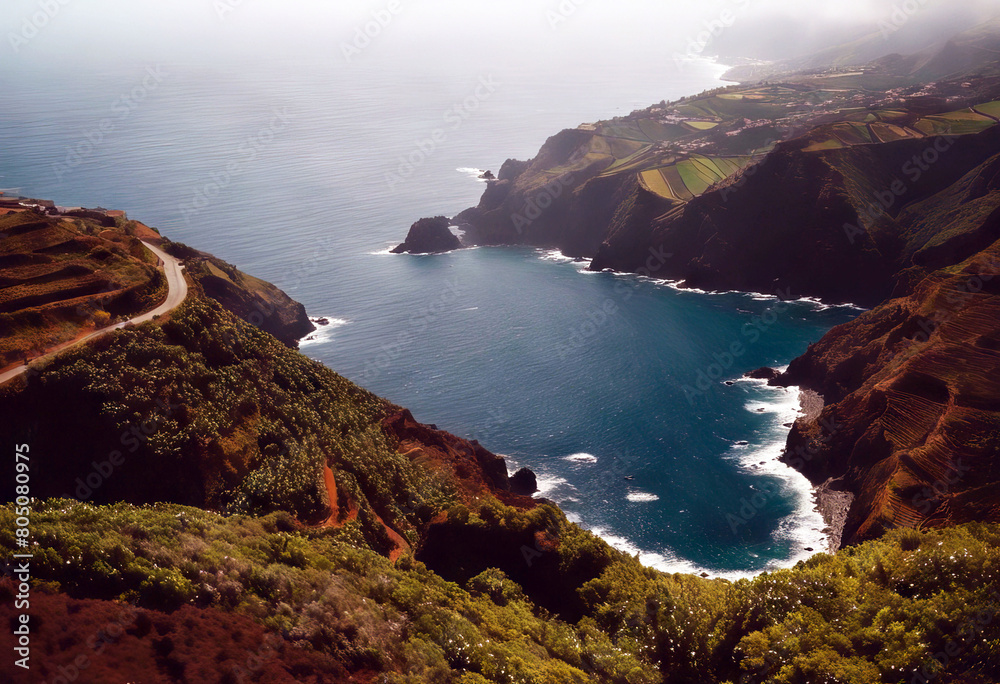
[0,501,657,683]
[0,297,457,549]
[2,502,998,683]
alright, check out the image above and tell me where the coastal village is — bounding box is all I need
[0,191,125,222]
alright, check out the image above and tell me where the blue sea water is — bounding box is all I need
[0,48,858,577]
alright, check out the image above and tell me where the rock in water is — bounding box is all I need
[391,216,462,254]
[745,367,781,381]
[509,467,538,496]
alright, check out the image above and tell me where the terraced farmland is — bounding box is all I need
[523,83,1000,220]
[914,109,997,135]
[675,87,797,120]
[0,211,165,368]
[869,122,922,143]
[638,168,676,199]
[638,155,755,201]
[974,100,1000,119]
[684,120,719,131]
[803,102,1000,151]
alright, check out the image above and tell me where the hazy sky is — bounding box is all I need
[1,0,998,68]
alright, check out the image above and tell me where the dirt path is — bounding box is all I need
[318,464,409,561]
[318,465,358,528]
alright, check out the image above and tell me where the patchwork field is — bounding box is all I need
[519,75,1000,214]
[974,99,1000,118]
[639,155,756,201]
[914,109,997,135]
[802,102,1000,151]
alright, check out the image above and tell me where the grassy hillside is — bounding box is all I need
[0,295,485,557]
[2,501,999,683]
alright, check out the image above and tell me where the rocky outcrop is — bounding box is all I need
[391,216,461,254]
[163,241,314,347]
[453,130,629,255]
[381,408,536,509]
[745,367,782,381]
[509,467,538,496]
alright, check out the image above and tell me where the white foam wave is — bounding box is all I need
[299,317,349,347]
[511,384,830,579]
[538,249,575,263]
[575,264,866,310]
[731,383,832,557]
[533,474,577,499]
[588,527,756,581]
[562,453,598,464]
[457,167,491,182]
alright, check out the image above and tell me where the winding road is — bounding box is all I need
[0,240,187,385]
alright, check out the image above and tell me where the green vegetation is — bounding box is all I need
[638,156,756,201]
[974,100,1000,118]
[684,121,718,131]
[3,501,998,683]
[0,296,456,554]
[869,123,920,143]
[638,169,676,201]
[0,500,657,684]
[914,110,996,136]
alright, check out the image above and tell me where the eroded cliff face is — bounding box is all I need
[593,127,1000,307]
[454,133,651,257]
[163,241,315,347]
[380,407,535,510]
[779,241,1000,544]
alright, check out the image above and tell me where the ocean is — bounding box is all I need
[0,47,859,578]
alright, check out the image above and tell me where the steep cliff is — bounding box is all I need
[779,239,1000,544]
[0,293,534,560]
[162,240,314,347]
[594,127,1000,307]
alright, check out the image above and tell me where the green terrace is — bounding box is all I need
[803,101,1000,151]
